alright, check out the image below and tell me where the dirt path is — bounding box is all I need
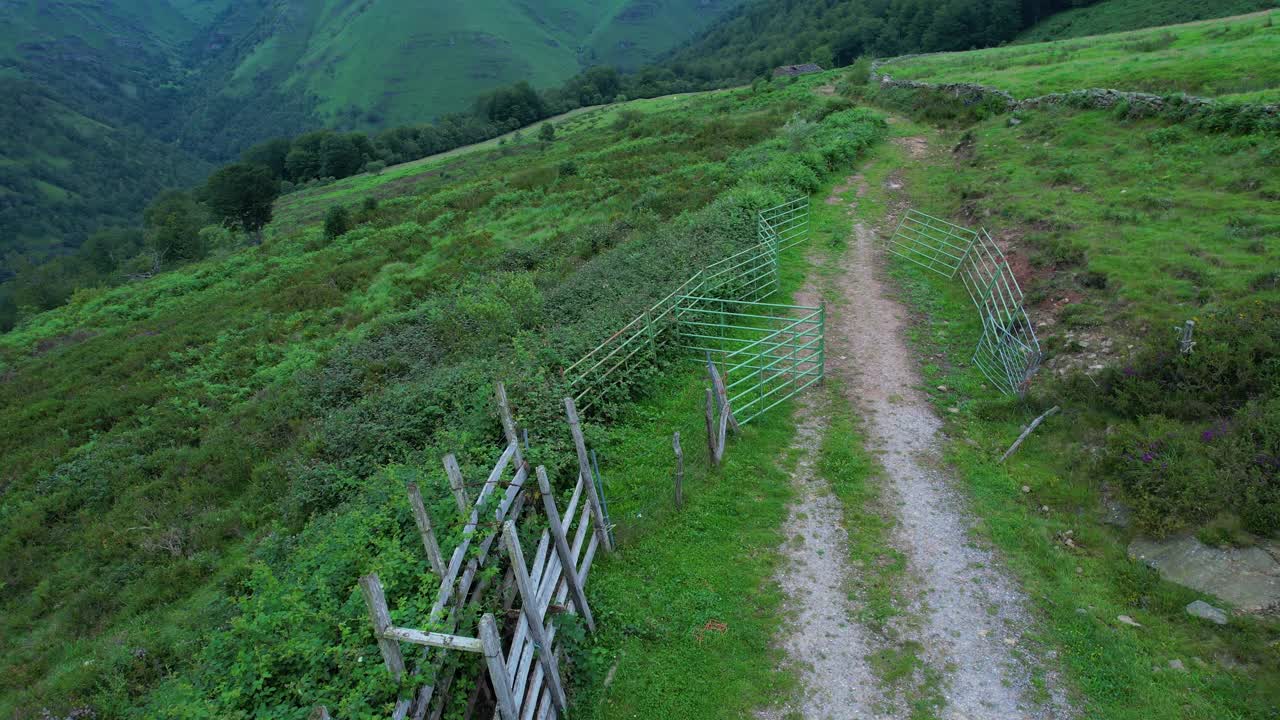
[757,280,893,720]
[763,137,1074,718]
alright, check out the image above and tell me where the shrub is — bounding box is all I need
[1103,415,1218,534]
[324,205,352,239]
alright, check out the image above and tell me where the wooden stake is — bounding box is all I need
[407,482,446,576]
[480,614,519,720]
[358,573,406,680]
[1178,320,1196,355]
[501,520,568,711]
[536,466,596,632]
[442,453,469,514]
[673,431,684,509]
[564,397,613,552]
[999,406,1061,464]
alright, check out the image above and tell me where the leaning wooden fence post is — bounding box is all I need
[480,613,519,720]
[535,466,596,632]
[564,397,614,552]
[501,520,569,712]
[495,381,524,465]
[673,431,684,509]
[706,357,740,434]
[358,573,406,681]
[999,406,1061,464]
[704,387,718,467]
[442,453,469,514]
[406,482,446,576]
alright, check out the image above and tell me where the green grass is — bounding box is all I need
[848,90,1280,719]
[569,357,800,718]
[1019,0,1280,43]
[887,11,1280,102]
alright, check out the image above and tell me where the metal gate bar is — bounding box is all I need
[565,196,821,420]
[888,209,978,277]
[886,208,1042,397]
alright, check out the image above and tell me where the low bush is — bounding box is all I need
[1097,301,1280,535]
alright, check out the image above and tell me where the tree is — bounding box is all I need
[144,191,207,263]
[205,163,280,240]
[539,122,556,143]
[324,205,351,240]
[320,134,366,178]
[80,228,144,275]
[241,138,293,178]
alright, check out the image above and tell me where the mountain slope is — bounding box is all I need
[208,0,742,129]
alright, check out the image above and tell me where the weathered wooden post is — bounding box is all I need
[535,466,596,632]
[706,358,739,434]
[564,397,614,552]
[501,520,568,711]
[480,613,519,720]
[406,482,446,576]
[673,431,684,509]
[495,381,523,465]
[1178,319,1196,355]
[357,573,406,680]
[442,453,469,514]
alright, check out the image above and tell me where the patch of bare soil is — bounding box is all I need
[893,136,928,160]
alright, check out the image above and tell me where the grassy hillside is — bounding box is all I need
[0,74,884,718]
[0,0,744,312]
[884,10,1280,102]
[1019,0,1279,42]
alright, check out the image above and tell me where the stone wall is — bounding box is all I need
[867,56,1279,130]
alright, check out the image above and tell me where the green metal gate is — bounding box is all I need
[675,296,824,424]
[888,209,1042,396]
[563,197,824,421]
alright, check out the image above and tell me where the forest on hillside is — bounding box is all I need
[665,0,1106,81]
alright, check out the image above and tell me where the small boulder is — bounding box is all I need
[1117,615,1142,627]
[1185,600,1228,625]
[1169,659,1186,672]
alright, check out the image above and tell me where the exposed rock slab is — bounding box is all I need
[1128,535,1280,612]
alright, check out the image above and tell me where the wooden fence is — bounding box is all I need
[330,386,609,720]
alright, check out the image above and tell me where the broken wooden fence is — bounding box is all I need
[340,387,610,720]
